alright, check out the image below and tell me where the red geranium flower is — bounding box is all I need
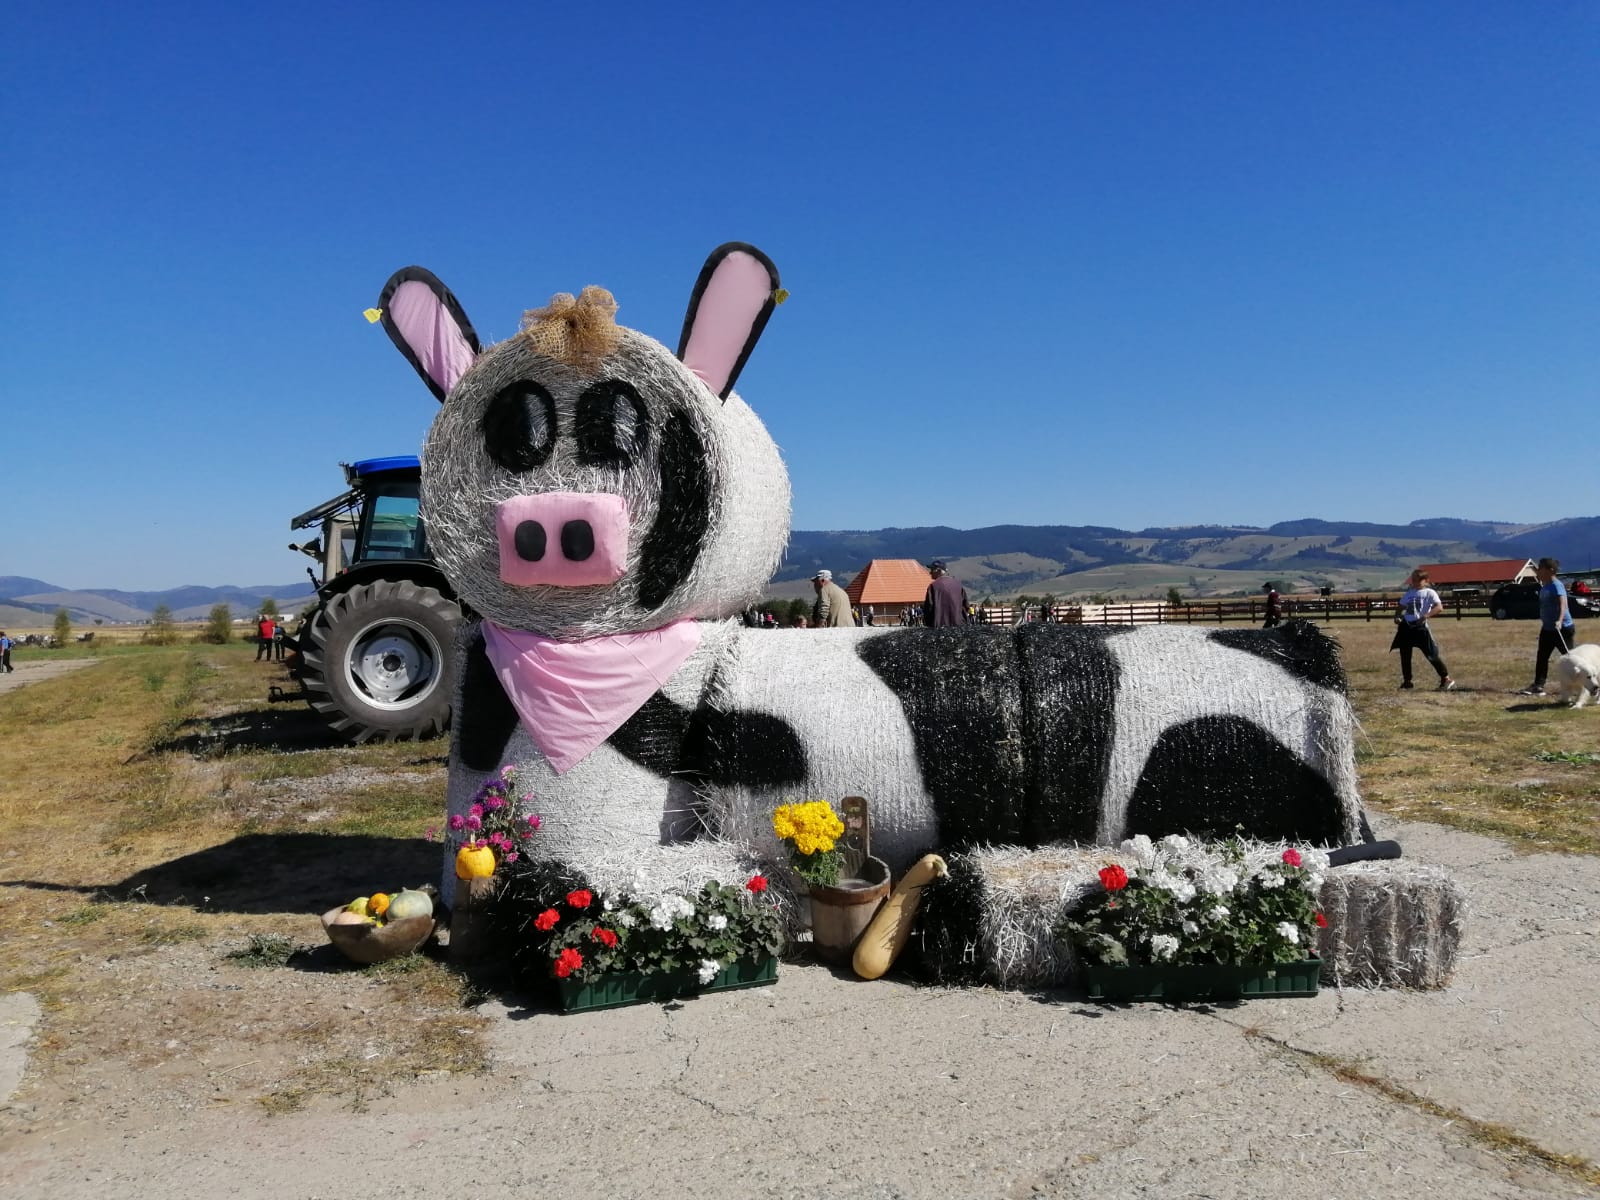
[553,948,583,978]
[1099,864,1129,891]
[533,908,560,931]
[592,927,618,948]
[746,875,769,894]
[1314,912,1328,928]
[566,889,593,909]
[1282,848,1303,867]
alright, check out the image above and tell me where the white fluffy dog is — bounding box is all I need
[1551,644,1600,708]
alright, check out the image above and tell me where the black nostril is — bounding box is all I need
[514,520,547,562]
[560,519,595,562]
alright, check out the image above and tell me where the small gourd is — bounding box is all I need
[455,844,497,880]
[368,892,391,918]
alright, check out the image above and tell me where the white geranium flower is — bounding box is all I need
[1198,868,1239,896]
[1121,834,1156,866]
[706,914,728,932]
[696,960,720,985]
[1159,834,1191,852]
[1171,880,1197,903]
[648,904,675,931]
[1208,905,1230,921]
[1276,921,1300,945]
[1258,872,1284,890]
[614,910,637,929]
[1181,920,1199,935]
[1149,934,1180,962]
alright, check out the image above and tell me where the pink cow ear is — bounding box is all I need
[377,267,483,403]
[675,243,782,400]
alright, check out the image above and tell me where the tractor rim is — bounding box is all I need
[343,619,440,711]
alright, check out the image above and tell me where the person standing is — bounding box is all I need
[256,614,276,661]
[0,631,12,673]
[273,621,287,661]
[923,560,969,627]
[810,570,856,628]
[1262,582,1282,628]
[1519,558,1576,696]
[1390,569,1454,691]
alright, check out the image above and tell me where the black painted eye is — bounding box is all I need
[482,381,558,472]
[575,380,648,467]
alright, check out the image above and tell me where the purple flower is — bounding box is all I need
[504,852,519,863]
[469,803,484,819]
[526,814,542,830]
[448,813,466,832]
[465,814,482,831]
[485,795,505,811]
[500,765,516,780]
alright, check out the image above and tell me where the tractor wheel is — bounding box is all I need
[299,578,461,743]
[1493,607,1509,621]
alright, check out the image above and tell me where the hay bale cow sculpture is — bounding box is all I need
[378,243,1375,955]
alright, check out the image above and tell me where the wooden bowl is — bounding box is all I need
[320,907,435,965]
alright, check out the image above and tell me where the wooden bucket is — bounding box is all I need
[808,856,890,964]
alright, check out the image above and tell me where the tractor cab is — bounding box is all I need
[290,456,428,584]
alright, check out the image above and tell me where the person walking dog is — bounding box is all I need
[1519,557,1576,696]
[1391,569,1454,691]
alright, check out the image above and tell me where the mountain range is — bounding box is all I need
[3,515,1597,624]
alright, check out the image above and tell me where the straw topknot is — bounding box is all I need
[520,285,621,370]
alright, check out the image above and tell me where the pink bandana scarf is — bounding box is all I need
[480,619,703,774]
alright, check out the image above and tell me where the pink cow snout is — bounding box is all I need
[496,492,630,587]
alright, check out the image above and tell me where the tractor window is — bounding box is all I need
[360,485,423,562]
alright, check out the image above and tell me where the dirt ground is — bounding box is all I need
[2,815,1598,1199]
[0,658,99,694]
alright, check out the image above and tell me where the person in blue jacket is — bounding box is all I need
[1518,558,1577,695]
[0,631,12,673]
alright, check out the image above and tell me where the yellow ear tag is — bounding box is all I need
[773,288,790,305]
[363,307,383,324]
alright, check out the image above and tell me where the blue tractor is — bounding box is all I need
[287,456,461,742]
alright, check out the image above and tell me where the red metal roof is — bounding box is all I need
[845,559,933,605]
[1417,559,1535,586]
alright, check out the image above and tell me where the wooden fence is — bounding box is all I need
[976,594,1499,627]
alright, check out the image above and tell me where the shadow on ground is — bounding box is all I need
[0,833,441,915]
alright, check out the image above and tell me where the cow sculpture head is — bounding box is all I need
[379,244,791,639]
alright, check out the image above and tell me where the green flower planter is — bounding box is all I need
[556,955,778,1013]
[1083,957,1321,1003]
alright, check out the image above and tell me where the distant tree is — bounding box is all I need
[146,604,178,646]
[53,608,72,646]
[1166,586,1184,607]
[94,618,103,626]
[201,603,233,644]
[259,596,280,618]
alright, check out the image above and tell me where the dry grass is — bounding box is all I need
[0,642,482,1114]
[1330,617,1600,854]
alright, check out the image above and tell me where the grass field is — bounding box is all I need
[0,618,1594,1113]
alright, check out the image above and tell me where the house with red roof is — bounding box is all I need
[1415,559,1536,591]
[844,559,933,624]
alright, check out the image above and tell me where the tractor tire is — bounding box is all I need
[1493,607,1509,621]
[299,578,461,743]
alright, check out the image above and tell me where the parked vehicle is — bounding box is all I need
[1488,579,1598,621]
[283,457,461,742]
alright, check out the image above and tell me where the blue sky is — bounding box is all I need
[3,2,1595,591]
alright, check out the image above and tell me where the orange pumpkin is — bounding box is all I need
[455,844,497,880]
[369,892,391,918]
